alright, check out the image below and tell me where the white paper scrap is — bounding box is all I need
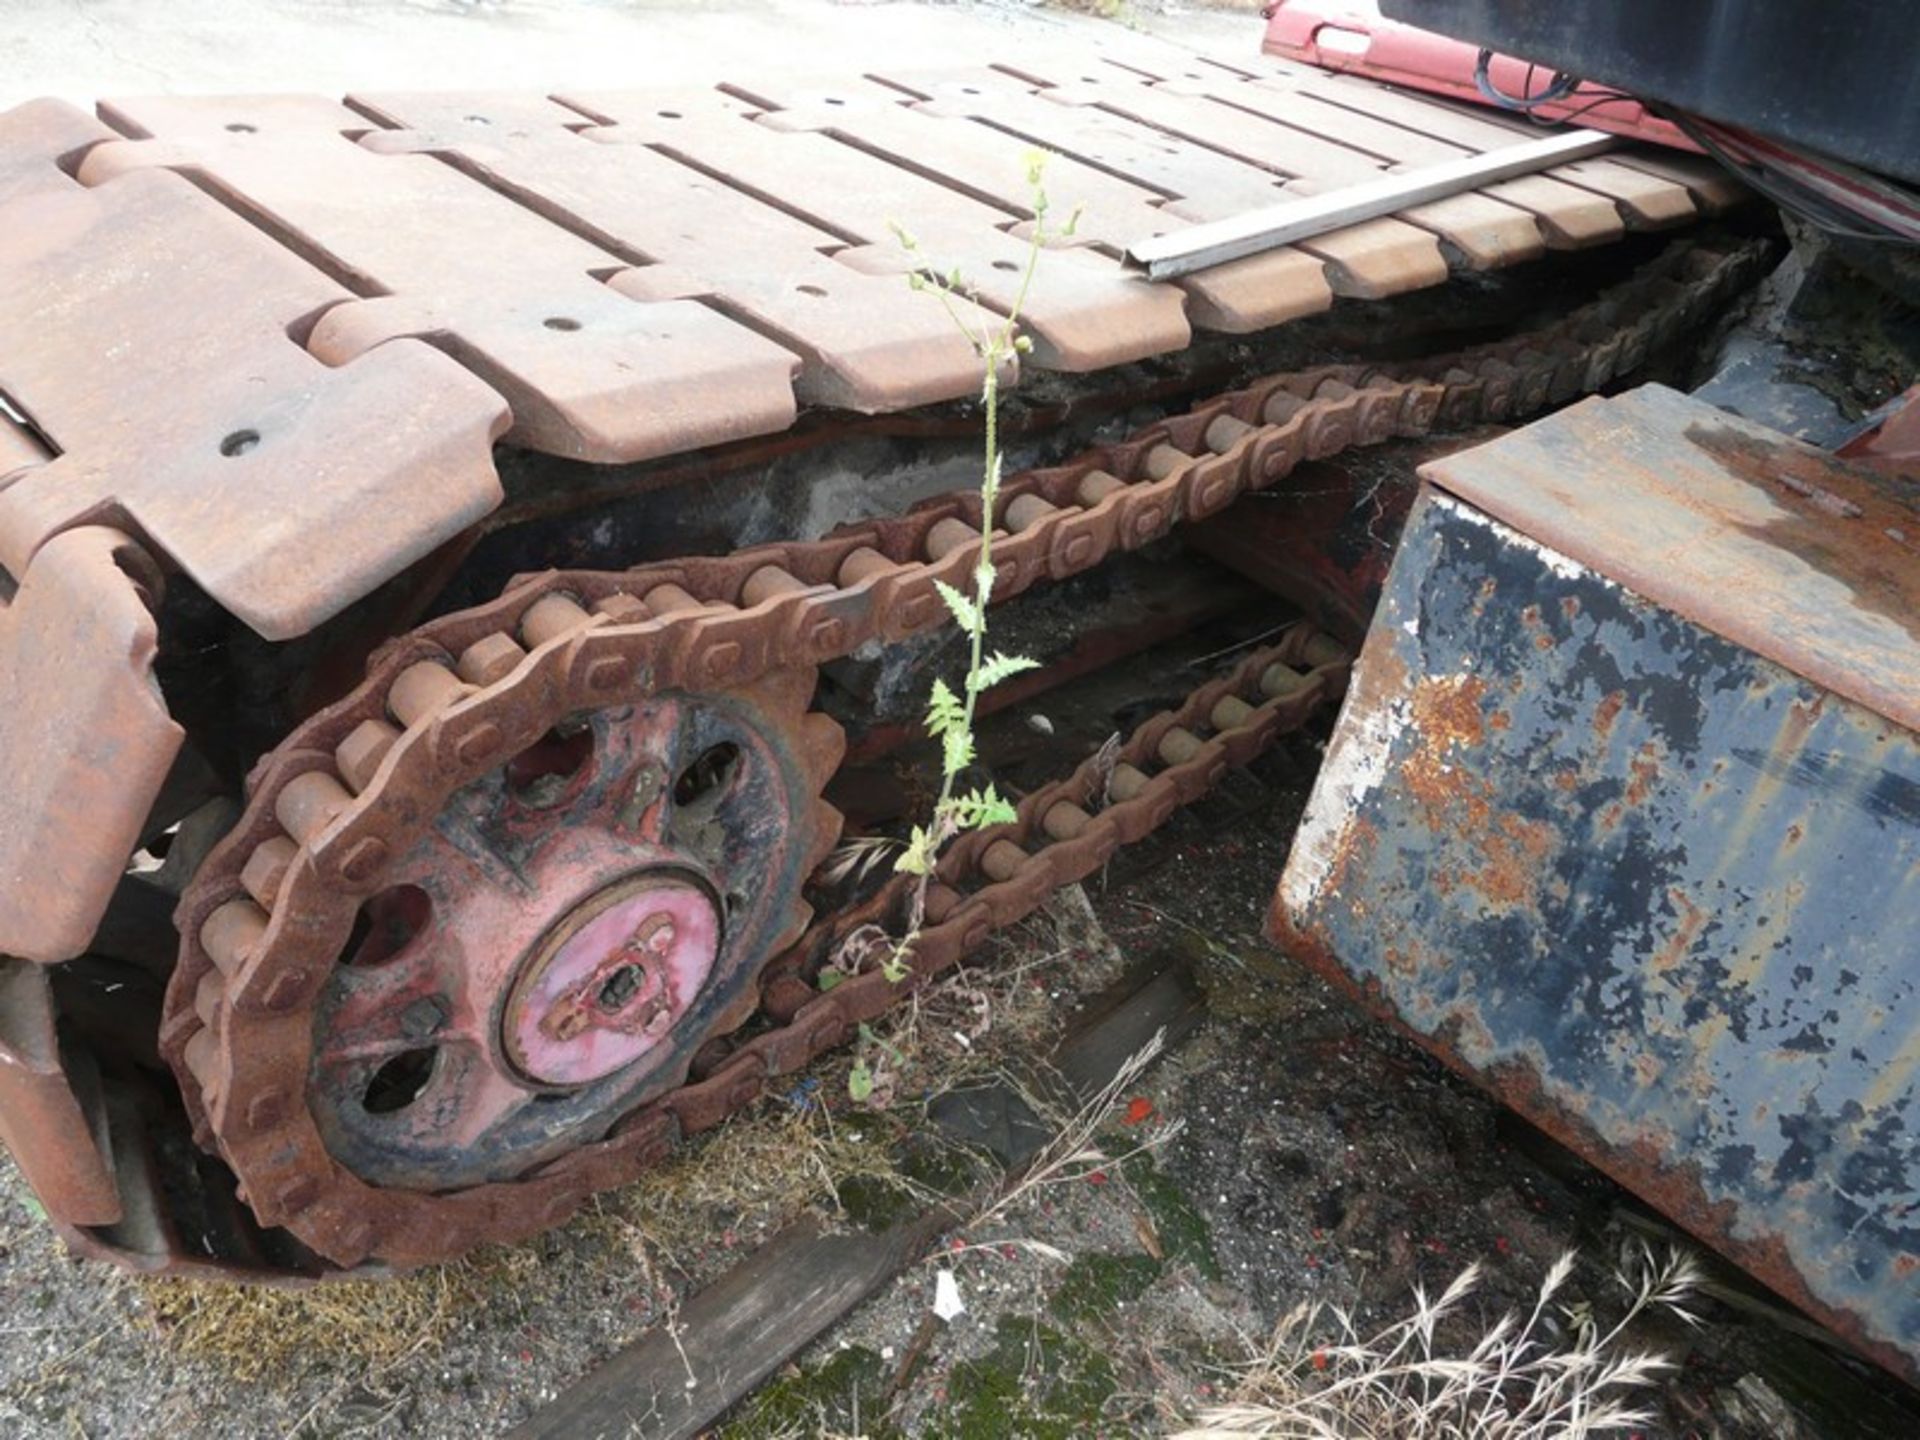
[933,1267,965,1322]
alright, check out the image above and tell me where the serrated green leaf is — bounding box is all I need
[969,651,1040,692]
[925,676,966,737]
[848,1059,874,1103]
[977,795,1018,826]
[895,826,932,876]
[942,724,974,779]
[934,578,980,634]
[950,784,1019,831]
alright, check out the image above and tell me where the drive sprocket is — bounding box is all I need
[163,648,842,1268]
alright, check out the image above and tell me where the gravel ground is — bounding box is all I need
[0,0,1255,110]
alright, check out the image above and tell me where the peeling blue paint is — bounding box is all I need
[1279,486,1920,1376]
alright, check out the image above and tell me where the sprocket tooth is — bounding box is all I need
[735,662,822,725]
[710,978,763,1037]
[804,806,846,873]
[181,1026,223,1108]
[798,711,848,792]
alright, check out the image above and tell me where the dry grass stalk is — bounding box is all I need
[819,835,905,888]
[1177,1244,1702,1439]
[969,1027,1181,1236]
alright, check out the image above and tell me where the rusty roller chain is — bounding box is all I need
[161,236,1769,1270]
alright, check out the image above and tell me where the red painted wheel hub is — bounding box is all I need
[502,874,721,1087]
[303,672,840,1193]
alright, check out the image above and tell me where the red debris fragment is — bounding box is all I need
[1123,1096,1155,1125]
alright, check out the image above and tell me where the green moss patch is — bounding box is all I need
[925,1318,1118,1439]
[718,1345,892,1438]
[1048,1252,1162,1323]
[1125,1152,1220,1280]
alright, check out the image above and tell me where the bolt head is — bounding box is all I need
[401,996,449,1039]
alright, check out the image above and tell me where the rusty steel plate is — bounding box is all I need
[726,75,1336,333]
[870,64,1451,299]
[0,958,121,1224]
[550,87,1192,371]
[344,91,987,413]
[1275,389,1920,1381]
[997,57,1549,272]
[0,528,182,963]
[81,94,804,466]
[1424,384,1920,736]
[1042,49,1741,234]
[0,102,510,641]
[0,98,117,204]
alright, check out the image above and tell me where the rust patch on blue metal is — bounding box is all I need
[1275,483,1920,1383]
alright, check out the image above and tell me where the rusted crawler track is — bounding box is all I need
[162,237,1767,1272]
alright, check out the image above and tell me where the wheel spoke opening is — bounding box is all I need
[673,740,741,812]
[507,720,596,809]
[342,884,432,968]
[362,1045,438,1115]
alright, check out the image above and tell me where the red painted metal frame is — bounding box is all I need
[1263,0,1696,153]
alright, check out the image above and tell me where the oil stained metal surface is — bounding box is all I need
[1275,390,1920,1381]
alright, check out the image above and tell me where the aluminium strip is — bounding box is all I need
[1127,127,1619,280]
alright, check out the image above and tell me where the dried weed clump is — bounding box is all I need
[1179,1244,1702,1439]
[141,1264,481,1383]
[601,1106,932,1263]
